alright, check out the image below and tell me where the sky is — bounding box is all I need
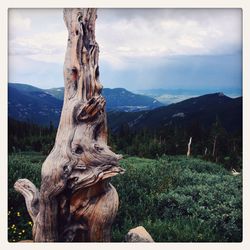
[8,8,242,95]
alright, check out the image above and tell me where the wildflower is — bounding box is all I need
[22,230,25,233]
[17,212,20,217]
[28,221,33,226]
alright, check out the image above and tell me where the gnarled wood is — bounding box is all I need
[14,179,40,223]
[14,8,124,242]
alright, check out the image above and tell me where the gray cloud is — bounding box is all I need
[8,8,242,91]
[96,8,242,68]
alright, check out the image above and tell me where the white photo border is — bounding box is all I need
[1,1,249,250]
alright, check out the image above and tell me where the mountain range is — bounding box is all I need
[45,86,163,112]
[8,83,242,134]
[8,83,163,126]
[107,93,242,134]
[8,83,62,126]
[135,88,242,105]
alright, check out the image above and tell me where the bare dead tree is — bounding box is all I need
[212,135,217,158]
[14,8,124,242]
[187,137,192,157]
[204,147,208,156]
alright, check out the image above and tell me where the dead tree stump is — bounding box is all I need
[14,8,124,242]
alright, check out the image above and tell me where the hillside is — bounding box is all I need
[8,83,164,125]
[136,88,242,105]
[108,93,242,133]
[8,84,62,126]
[8,83,242,133]
[45,86,163,111]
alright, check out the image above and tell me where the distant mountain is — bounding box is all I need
[8,83,62,126]
[108,93,242,133]
[45,87,64,100]
[135,88,242,105]
[45,86,164,112]
[136,88,207,96]
[8,83,164,125]
[102,88,163,111]
[9,83,242,133]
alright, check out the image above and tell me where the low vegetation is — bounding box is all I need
[8,152,242,242]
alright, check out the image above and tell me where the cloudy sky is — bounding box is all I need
[9,8,242,95]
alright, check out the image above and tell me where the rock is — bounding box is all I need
[125,226,154,242]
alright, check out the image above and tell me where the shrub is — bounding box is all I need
[8,153,242,242]
[8,152,44,242]
[112,156,242,242]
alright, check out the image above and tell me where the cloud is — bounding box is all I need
[99,53,242,92]
[8,55,64,88]
[9,9,242,68]
[9,30,67,63]
[8,8,242,91]
[9,11,31,37]
[96,9,241,68]
[9,9,67,64]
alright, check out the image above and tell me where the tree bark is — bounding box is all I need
[14,8,124,242]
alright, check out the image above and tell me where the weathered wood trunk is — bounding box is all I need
[14,8,124,242]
